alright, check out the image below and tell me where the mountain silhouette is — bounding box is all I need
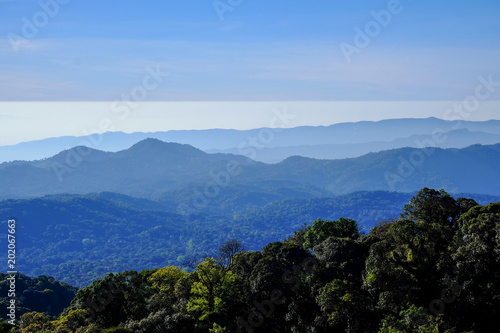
[1,139,500,199]
[2,117,500,163]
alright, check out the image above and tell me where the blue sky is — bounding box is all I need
[1,0,500,145]
[1,0,499,101]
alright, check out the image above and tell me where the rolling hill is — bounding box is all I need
[1,139,500,201]
[2,190,499,287]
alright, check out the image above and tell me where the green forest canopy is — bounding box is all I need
[1,187,499,333]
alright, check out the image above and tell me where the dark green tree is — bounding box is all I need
[65,271,151,328]
[303,218,360,249]
[451,202,500,331]
[401,188,460,226]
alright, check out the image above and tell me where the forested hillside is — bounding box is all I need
[2,191,499,288]
[0,274,77,320]
[1,188,499,332]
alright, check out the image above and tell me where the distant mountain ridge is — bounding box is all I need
[207,128,500,162]
[2,117,500,163]
[1,138,500,201]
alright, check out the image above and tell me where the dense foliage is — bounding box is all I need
[1,188,499,332]
[0,273,77,319]
[2,191,498,287]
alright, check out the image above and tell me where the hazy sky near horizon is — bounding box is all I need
[1,0,499,101]
[1,101,500,146]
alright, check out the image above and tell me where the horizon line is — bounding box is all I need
[2,115,499,148]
